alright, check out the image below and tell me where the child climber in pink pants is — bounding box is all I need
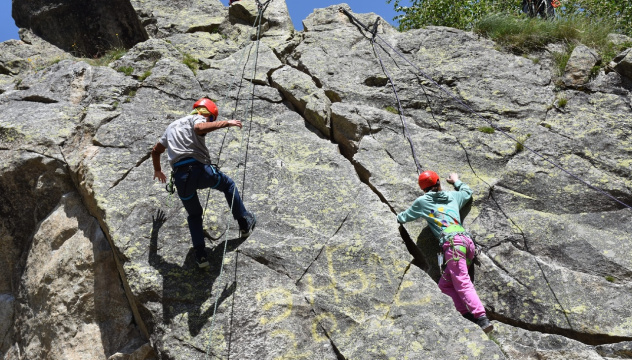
[397,171,493,333]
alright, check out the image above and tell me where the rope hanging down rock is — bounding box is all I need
[340,8,423,175]
[339,8,632,211]
[205,1,272,359]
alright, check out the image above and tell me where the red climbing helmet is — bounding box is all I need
[193,98,219,121]
[418,170,440,190]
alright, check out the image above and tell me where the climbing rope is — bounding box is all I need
[205,1,271,359]
[368,18,423,175]
[340,9,423,175]
[240,0,272,199]
[200,0,268,232]
[340,8,632,211]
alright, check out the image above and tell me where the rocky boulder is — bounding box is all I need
[613,48,632,80]
[16,192,153,359]
[12,0,148,57]
[128,0,226,38]
[563,44,601,88]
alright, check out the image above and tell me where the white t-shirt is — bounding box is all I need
[159,115,212,167]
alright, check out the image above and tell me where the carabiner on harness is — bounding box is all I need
[166,171,175,195]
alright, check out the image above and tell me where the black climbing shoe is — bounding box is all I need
[240,212,256,238]
[462,312,476,323]
[475,316,493,333]
[195,248,210,269]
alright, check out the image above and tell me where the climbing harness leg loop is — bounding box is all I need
[438,225,475,270]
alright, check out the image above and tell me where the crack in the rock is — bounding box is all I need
[296,211,352,285]
[491,311,632,346]
[174,334,211,355]
[20,95,59,104]
[319,322,347,360]
[291,60,323,89]
[107,152,151,191]
[484,187,576,333]
[239,250,292,282]
[139,84,193,102]
[573,150,632,183]
[385,261,413,319]
[16,148,65,162]
[93,143,128,149]
[295,244,326,286]
[485,248,531,290]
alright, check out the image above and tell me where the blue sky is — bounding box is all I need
[0,0,406,42]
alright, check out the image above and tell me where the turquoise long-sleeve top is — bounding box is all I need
[396,180,473,239]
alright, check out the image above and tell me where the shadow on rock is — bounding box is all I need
[149,209,246,337]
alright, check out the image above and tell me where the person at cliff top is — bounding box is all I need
[396,171,493,333]
[152,98,256,268]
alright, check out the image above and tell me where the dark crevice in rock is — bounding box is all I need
[398,225,428,271]
[574,150,632,183]
[296,211,351,285]
[364,75,388,87]
[320,325,347,360]
[272,34,301,65]
[296,244,326,286]
[240,250,292,281]
[329,338,346,360]
[490,311,632,346]
[324,89,342,103]
[385,261,413,318]
[93,142,128,149]
[20,95,59,104]
[330,212,350,239]
[300,95,430,271]
[174,334,208,354]
[351,161,393,211]
[21,148,64,162]
[139,84,192,102]
[89,113,121,135]
[484,187,577,334]
[382,148,398,165]
[108,152,151,191]
[186,24,220,34]
[485,250,531,290]
[0,65,12,76]
[543,124,576,142]
[286,61,322,88]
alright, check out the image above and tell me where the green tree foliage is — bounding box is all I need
[388,0,631,35]
[557,0,631,35]
[388,0,520,31]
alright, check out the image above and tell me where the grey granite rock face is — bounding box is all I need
[493,322,605,359]
[129,0,226,38]
[4,0,632,359]
[12,0,148,57]
[0,30,68,77]
[17,192,152,360]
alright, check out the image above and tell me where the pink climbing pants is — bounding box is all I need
[438,234,486,318]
